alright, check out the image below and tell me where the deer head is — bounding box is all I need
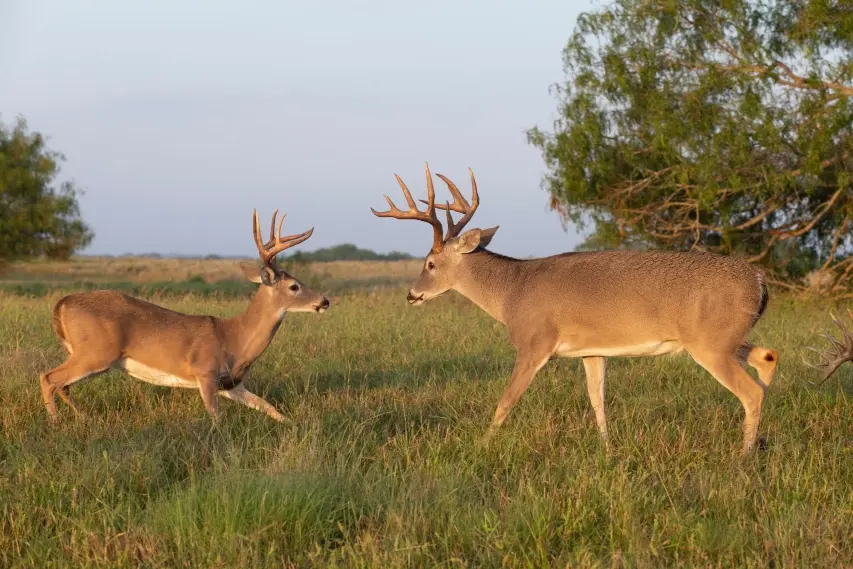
[239,209,329,314]
[371,163,498,305]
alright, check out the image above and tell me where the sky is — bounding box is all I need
[1,0,591,258]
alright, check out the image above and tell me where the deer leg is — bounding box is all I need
[40,357,110,421]
[690,350,766,455]
[196,374,220,421]
[56,386,86,417]
[484,347,552,444]
[582,356,609,451]
[219,384,285,422]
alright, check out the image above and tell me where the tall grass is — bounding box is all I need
[0,256,423,300]
[0,285,851,567]
[2,256,422,285]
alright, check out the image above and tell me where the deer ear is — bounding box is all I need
[453,226,499,254]
[477,226,499,249]
[453,229,482,254]
[239,262,278,285]
[239,262,263,284]
[260,265,279,286]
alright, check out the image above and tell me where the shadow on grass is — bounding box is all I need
[263,353,515,401]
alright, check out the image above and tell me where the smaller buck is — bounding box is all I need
[807,309,853,383]
[372,164,779,455]
[40,209,329,422]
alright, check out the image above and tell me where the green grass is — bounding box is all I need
[1,287,852,567]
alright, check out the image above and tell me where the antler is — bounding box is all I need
[252,209,314,267]
[430,168,480,239]
[805,309,853,383]
[371,163,445,252]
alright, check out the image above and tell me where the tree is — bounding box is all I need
[528,0,853,296]
[0,117,93,266]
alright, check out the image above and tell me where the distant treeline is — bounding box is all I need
[287,244,412,262]
[89,244,413,262]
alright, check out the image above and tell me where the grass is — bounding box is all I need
[0,261,852,567]
[2,256,423,285]
[0,256,423,300]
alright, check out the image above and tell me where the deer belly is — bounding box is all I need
[555,340,683,358]
[115,358,198,389]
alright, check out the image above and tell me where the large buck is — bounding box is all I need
[40,209,329,422]
[372,164,779,455]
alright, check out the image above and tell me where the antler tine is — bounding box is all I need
[268,209,280,245]
[263,212,288,249]
[805,309,853,383]
[252,209,267,259]
[453,167,480,236]
[370,162,445,252]
[395,174,418,210]
[422,168,481,239]
[266,226,314,264]
[424,162,436,212]
[433,173,471,212]
[443,201,455,235]
[275,213,286,244]
[253,209,314,266]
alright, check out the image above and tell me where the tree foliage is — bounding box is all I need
[0,117,93,264]
[529,0,853,295]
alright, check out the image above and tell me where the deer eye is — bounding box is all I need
[427,261,435,271]
[289,284,300,292]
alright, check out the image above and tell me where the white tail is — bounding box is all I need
[40,209,330,423]
[372,163,779,455]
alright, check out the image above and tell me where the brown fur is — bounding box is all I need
[40,271,328,423]
[51,296,70,349]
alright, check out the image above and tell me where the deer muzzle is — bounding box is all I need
[315,298,330,313]
[406,291,425,305]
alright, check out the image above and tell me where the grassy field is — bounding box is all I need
[0,256,424,298]
[1,258,852,567]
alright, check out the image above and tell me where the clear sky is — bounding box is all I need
[1,1,590,258]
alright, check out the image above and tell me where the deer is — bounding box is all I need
[39,209,330,423]
[806,309,853,384]
[371,163,779,455]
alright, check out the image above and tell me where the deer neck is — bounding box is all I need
[222,288,286,372]
[453,249,521,325]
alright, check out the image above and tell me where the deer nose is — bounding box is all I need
[320,298,330,309]
[406,291,423,304]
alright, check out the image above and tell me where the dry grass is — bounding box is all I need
[3,256,422,284]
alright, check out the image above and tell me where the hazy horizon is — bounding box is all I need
[2,1,591,258]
